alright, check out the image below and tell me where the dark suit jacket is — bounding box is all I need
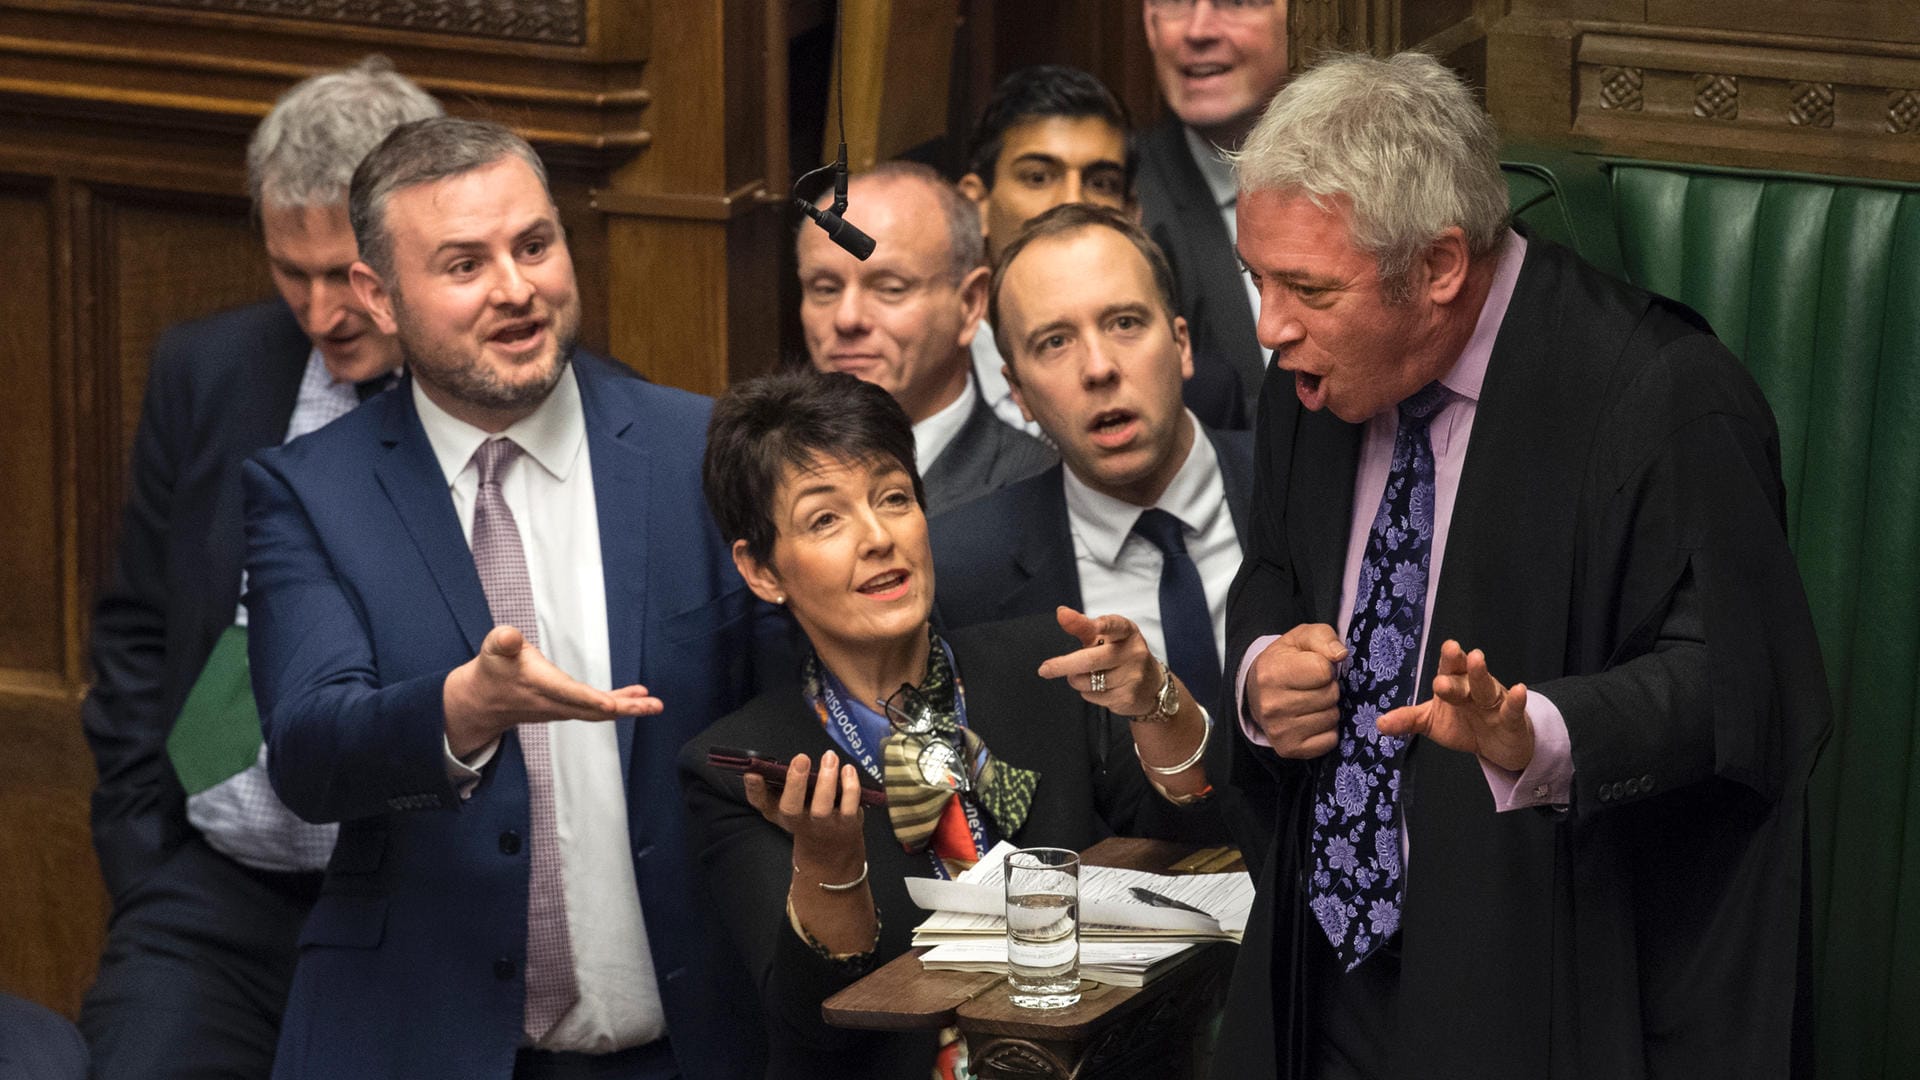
[1214,237,1828,1079]
[678,614,1228,1080]
[243,353,781,1080]
[1136,115,1265,414]
[927,424,1253,631]
[82,300,313,903]
[920,384,1056,518]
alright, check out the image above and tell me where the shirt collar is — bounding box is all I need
[1183,125,1239,211]
[1438,229,1528,404]
[912,368,976,470]
[1062,413,1222,566]
[412,361,586,487]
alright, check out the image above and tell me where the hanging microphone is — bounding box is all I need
[794,141,876,261]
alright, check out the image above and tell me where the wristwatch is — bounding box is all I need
[1126,661,1181,725]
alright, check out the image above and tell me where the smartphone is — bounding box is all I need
[705,746,887,807]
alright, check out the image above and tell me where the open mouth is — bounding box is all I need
[489,319,546,349]
[1295,370,1328,411]
[857,569,911,600]
[1182,63,1231,81]
[1088,409,1138,446]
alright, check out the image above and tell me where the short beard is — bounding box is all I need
[397,299,579,415]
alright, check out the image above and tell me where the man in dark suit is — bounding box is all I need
[799,161,1054,516]
[244,118,778,1079]
[930,205,1251,697]
[955,64,1243,430]
[78,57,440,1080]
[1217,53,1827,1079]
[1136,0,1289,407]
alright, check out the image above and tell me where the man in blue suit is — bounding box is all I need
[244,117,778,1079]
[929,206,1253,819]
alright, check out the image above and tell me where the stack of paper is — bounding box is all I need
[909,842,1255,988]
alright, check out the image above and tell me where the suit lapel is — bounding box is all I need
[1207,425,1256,553]
[1006,467,1083,614]
[206,315,313,649]
[577,362,650,782]
[1289,406,1362,623]
[372,381,495,655]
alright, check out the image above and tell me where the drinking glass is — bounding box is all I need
[1004,847,1081,1009]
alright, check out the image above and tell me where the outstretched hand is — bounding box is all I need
[1036,607,1163,717]
[1375,639,1533,772]
[443,624,663,757]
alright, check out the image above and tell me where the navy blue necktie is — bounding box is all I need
[1131,508,1222,711]
[1307,381,1451,971]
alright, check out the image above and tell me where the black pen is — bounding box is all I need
[1128,886,1213,918]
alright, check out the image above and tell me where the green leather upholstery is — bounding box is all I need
[1502,149,1920,1077]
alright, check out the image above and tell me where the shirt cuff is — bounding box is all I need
[444,735,498,799]
[1235,635,1283,748]
[1479,690,1572,811]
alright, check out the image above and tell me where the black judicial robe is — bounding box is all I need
[1212,236,1829,1080]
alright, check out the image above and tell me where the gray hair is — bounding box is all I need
[349,117,552,281]
[1230,51,1509,299]
[246,55,442,213]
[806,160,985,284]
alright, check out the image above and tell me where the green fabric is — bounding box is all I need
[165,625,263,795]
[1502,150,1920,1078]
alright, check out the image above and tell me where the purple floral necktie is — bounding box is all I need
[1307,381,1451,971]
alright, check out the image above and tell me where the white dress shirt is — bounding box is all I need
[415,366,667,1053]
[1061,417,1238,666]
[189,347,349,873]
[1184,126,1264,331]
[970,332,1044,438]
[913,368,979,473]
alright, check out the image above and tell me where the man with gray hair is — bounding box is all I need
[1218,51,1826,1078]
[797,161,1054,515]
[244,116,777,1079]
[78,55,438,1080]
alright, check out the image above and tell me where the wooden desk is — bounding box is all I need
[822,838,1241,1079]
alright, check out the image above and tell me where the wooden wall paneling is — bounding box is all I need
[1647,0,1920,47]
[1488,7,1920,183]
[0,174,105,1016]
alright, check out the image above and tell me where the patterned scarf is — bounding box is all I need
[805,629,1040,855]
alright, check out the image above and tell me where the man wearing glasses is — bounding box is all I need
[1136,0,1289,410]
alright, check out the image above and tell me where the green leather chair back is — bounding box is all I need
[1504,150,1920,1077]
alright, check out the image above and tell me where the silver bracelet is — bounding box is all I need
[797,860,869,892]
[1133,709,1212,776]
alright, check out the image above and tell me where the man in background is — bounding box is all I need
[78,56,439,1080]
[958,65,1243,431]
[799,161,1053,516]
[1136,0,1290,408]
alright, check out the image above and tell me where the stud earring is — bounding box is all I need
[775,594,786,605]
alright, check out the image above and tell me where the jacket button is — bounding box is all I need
[499,830,522,855]
[1639,774,1654,792]
[494,957,517,981]
[1599,783,1615,802]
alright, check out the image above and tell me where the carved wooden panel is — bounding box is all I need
[0,182,65,685]
[103,0,587,45]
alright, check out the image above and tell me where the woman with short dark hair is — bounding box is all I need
[681,369,1223,1078]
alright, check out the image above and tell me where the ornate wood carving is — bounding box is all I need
[1889,89,1920,134]
[1692,73,1738,120]
[1788,81,1834,127]
[970,1038,1072,1077]
[1600,65,1644,111]
[101,0,585,44]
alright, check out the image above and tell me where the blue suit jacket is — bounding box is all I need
[243,352,779,1080]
